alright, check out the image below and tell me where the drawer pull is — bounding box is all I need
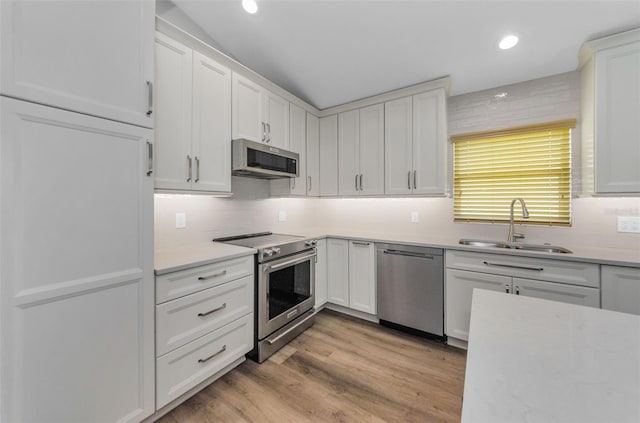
[197,303,227,317]
[197,345,226,363]
[198,270,227,281]
[483,261,543,272]
[352,241,370,246]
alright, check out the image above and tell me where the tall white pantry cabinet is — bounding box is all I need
[0,2,156,422]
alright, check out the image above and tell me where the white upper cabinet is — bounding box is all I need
[358,104,385,195]
[413,89,447,194]
[338,105,384,196]
[154,33,231,193]
[288,103,307,195]
[232,73,263,142]
[306,113,321,196]
[320,114,339,196]
[384,89,447,195]
[385,96,413,195]
[338,109,360,195]
[232,73,289,149]
[581,29,640,194]
[0,0,155,128]
[0,97,154,422]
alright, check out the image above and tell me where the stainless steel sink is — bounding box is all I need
[458,239,572,254]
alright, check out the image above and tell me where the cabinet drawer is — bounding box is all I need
[156,314,253,408]
[156,255,254,304]
[156,275,254,356]
[446,250,599,288]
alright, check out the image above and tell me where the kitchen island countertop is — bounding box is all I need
[461,289,640,422]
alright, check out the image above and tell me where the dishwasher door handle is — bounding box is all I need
[383,249,435,259]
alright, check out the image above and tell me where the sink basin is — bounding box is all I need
[459,239,572,254]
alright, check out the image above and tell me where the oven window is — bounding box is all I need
[268,259,311,319]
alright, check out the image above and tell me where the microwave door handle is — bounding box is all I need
[263,251,317,272]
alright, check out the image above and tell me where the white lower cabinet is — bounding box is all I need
[326,238,376,315]
[445,251,600,346]
[602,265,640,315]
[155,256,254,410]
[314,239,328,309]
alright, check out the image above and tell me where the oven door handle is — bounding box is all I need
[262,251,317,272]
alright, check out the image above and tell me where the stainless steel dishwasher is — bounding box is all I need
[376,243,444,337]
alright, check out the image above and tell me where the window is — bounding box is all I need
[452,120,575,226]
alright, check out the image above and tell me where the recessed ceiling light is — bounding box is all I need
[242,0,258,14]
[499,35,519,50]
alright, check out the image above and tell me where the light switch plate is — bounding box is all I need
[617,216,640,233]
[175,212,186,229]
[278,211,287,222]
[411,211,420,223]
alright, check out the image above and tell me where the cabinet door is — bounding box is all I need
[0,0,154,128]
[445,269,510,342]
[264,90,289,149]
[348,241,376,314]
[288,103,307,195]
[306,113,320,196]
[319,115,339,196]
[0,98,154,422]
[191,51,232,193]
[513,278,600,308]
[413,89,447,195]
[338,110,360,196]
[601,266,640,315]
[358,103,385,195]
[154,32,193,191]
[232,73,263,142]
[327,238,349,307]
[385,96,413,195]
[594,42,640,193]
[314,239,328,308]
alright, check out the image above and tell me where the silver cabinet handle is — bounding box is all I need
[186,155,192,182]
[198,345,226,363]
[484,261,544,272]
[197,270,227,281]
[515,286,520,295]
[195,156,200,183]
[261,122,265,142]
[308,176,312,191]
[352,241,370,246]
[146,141,153,176]
[292,178,296,190]
[266,123,271,143]
[355,174,359,191]
[359,174,363,191]
[146,81,153,116]
[413,170,417,190]
[505,284,510,293]
[197,303,227,317]
[408,171,411,189]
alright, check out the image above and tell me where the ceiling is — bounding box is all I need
[170,0,640,110]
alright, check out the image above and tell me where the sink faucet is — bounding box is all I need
[507,198,529,243]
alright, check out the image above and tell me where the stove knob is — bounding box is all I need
[305,239,317,247]
[272,247,281,255]
[263,248,273,257]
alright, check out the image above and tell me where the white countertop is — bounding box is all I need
[461,289,640,423]
[154,242,256,275]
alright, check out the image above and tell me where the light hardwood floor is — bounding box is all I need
[159,309,467,423]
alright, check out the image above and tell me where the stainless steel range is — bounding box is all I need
[213,232,318,362]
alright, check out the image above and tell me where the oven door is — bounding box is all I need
[258,249,316,339]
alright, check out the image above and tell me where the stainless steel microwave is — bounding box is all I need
[232,138,299,179]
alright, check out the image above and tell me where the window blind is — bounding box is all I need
[452,120,575,226]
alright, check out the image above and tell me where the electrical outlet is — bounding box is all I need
[411,211,420,223]
[175,212,186,229]
[278,211,287,222]
[617,216,640,233]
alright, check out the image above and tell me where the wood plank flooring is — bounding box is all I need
[158,310,467,423]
